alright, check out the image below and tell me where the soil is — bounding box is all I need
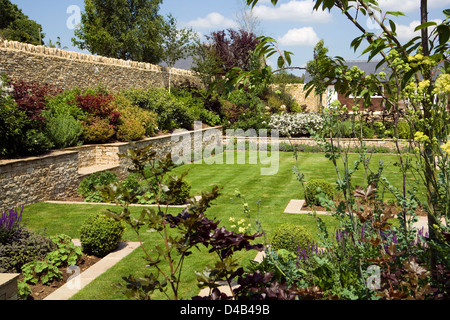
[20,254,101,300]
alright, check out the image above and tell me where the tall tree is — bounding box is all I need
[72,0,164,63]
[192,28,260,93]
[306,39,331,112]
[160,14,197,93]
[205,29,260,76]
[0,0,44,45]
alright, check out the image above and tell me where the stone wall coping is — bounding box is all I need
[0,126,223,165]
[0,40,196,78]
[64,126,223,150]
[0,150,78,166]
[0,273,19,284]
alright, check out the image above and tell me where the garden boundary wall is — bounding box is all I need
[0,126,222,212]
[270,84,327,112]
[0,40,201,91]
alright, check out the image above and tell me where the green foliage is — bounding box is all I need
[221,90,271,130]
[80,213,126,257]
[396,120,413,139]
[121,87,194,131]
[19,234,82,288]
[114,93,158,141]
[164,175,191,205]
[171,89,221,126]
[44,88,85,120]
[21,259,62,285]
[46,234,82,267]
[17,281,32,300]
[247,248,306,286]
[78,171,118,202]
[44,112,83,148]
[0,0,45,45]
[270,223,314,253]
[354,123,375,139]
[305,179,334,207]
[0,97,28,158]
[81,116,115,143]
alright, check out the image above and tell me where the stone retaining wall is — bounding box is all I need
[0,126,222,212]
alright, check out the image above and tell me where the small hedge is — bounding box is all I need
[80,213,126,257]
[305,179,334,207]
[271,223,314,253]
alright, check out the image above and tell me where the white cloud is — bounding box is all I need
[278,27,319,46]
[252,0,332,23]
[187,12,238,30]
[395,19,442,41]
[378,0,450,13]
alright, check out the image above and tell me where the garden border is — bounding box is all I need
[43,240,140,300]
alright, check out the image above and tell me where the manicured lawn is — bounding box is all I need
[23,151,421,300]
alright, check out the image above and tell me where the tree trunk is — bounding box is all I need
[420,0,438,274]
[421,0,429,56]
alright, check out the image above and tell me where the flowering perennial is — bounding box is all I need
[269,112,324,137]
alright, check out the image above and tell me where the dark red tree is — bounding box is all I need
[205,29,259,76]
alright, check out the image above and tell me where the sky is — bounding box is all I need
[9,0,450,76]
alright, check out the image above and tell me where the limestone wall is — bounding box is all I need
[0,126,222,212]
[0,40,201,91]
[0,151,79,212]
[273,83,327,112]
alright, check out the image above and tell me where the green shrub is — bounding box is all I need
[45,112,83,148]
[44,88,85,120]
[78,171,118,202]
[23,129,54,155]
[80,213,126,257]
[271,223,314,253]
[81,116,115,143]
[373,121,387,138]
[114,94,158,141]
[121,87,194,131]
[354,123,375,139]
[305,179,334,206]
[0,97,28,158]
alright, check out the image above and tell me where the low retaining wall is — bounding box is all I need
[233,136,411,151]
[276,137,411,151]
[0,126,222,212]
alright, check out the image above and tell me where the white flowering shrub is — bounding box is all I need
[269,112,324,137]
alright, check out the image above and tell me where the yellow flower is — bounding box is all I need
[414,131,429,142]
[433,74,450,95]
[441,141,450,155]
[418,80,430,90]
